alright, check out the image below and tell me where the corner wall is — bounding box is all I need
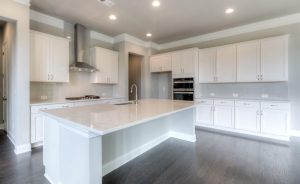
[0,0,30,152]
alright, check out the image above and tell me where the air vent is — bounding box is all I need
[97,0,115,7]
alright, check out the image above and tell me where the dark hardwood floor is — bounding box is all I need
[1,130,300,184]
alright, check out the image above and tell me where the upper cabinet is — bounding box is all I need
[198,48,216,83]
[199,45,236,83]
[236,40,261,82]
[199,35,289,83]
[216,45,237,83]
[171,48,198,75]
[260,36,288,82]
[150,53,172,72]
[30,31,70,83]
[90,47,119,84]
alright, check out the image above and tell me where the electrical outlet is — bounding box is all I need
[261,94,269,99]
[233,93,239,98]
[209,93,215,97]
[41,96,48,100]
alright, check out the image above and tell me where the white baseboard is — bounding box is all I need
[44,174,62,184]
[289,130,300,137]
[102,133,170,176]
[31,142,44,148]
[14,143,32,155]
[169,131,196,142]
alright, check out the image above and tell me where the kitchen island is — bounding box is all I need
[42,99,197,184]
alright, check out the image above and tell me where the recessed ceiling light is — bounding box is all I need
[225,8,235,14]
[152,1,160,7]
[66,36,71,40]
[146,33,152,37]
[109,14,117,20]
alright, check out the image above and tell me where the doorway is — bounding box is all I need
[1,42,8,131]
[128,53,143,101]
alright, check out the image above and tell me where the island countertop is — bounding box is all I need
[42,99,197,135]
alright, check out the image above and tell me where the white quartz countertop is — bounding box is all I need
[42,99,196,135]
[30,97,123,106]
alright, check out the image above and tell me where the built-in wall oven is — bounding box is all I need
[173,78,194,101]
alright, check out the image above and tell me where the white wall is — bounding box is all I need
[0,27,3,129]
[0,0,30,150]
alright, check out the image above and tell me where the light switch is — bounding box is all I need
[233,93,239,98]
[261,94,269,98]
[209,93,215,97]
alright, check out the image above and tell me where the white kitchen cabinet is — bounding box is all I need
[30,30,70,83]
[90,47,119,84]
[31,113,45,143]
[261,102,290,136]
[150,53,172,72]
[195,99,214,125]
[236,41,261,82]
[198,48,216,83]
[216,45,237,83]
[261,36,288,82]
[171,48,198,75]
[213,100,234,128]
[235,101,260,132]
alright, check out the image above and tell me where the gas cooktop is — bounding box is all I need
[65,95,100,101]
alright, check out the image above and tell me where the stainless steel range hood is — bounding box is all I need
[70,24,97,72]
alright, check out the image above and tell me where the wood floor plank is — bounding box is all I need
[1,130,300,184]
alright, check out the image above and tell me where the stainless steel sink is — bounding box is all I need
[114,101,135,105]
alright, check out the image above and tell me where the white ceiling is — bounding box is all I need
[30,0,300,43]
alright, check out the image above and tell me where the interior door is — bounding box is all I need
[198,48,216,83]
[216,45,237,82]
[261,37,288,81]
[236,41,260,82]
[50,37,69,82]
[1,43,8,130]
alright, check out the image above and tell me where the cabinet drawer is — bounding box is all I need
[196,99,213,105]
[214,100,234,106]
[31,103,74,114]
[235,101,260,108]
[261,102,290,110]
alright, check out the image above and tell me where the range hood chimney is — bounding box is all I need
[70,24,97,72]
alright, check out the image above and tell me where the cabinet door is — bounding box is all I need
[235,107,260,132]
[50,37,70,82]
[261,36,288,81]
[172,51,183,75]
[181,49,195,74]
[237,41,260,82]
[198,48,216,83]
[108,51,119,83]
[261,109,288,136]
[91,48,110,83]
[214,105,234,128]
[150,54,171,72]
[216,45,237,82]
[30,32,50,82]
[196,105,213,125]
[150,57,161,72]
[31,114,44,143]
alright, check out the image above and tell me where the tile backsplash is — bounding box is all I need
[30,72,116,100]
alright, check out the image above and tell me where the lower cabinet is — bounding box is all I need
[235,101,260,132]
[260,102,289,136]
[213,100,234,128]
[196,99,290,141]
[31,114,45,143]
[30,98,125,146]
[196,100,213,125]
